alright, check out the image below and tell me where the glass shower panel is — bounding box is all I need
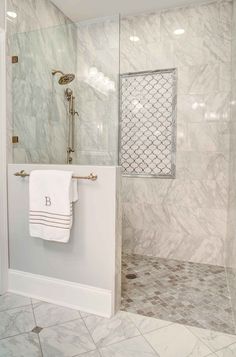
[75,16,120,166]
[10,23,77,164]
[9,15,120,166]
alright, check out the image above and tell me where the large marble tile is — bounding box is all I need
[84,311,140,348]
[216,343,236,356]
[123,200,227,266]
[144,323,213,357]
[39,318,96,357]
[188,326,236,352]
[78,351,101,357]
[178,64,220,96]
[99,335,158,357]
[121,311,173,334]
[33,301,81,328]
[0,293,31,312]
[0,332,41,357]
[0,306,35,339]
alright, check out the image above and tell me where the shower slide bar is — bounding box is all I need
[14,170,98,181]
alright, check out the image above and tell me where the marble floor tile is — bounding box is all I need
[77,351,101,357]
[144,323,213,357]
[39,318,96,357]
[0,306,35,339]
[0,332,41,357]
[121,311,173,334]
[99,335,158,357]
[84,311,140,348]
[215,343,236,356]
[33,301,81,328]
[188,326,236,352]
[80,311,91,318]
[0,292,236,356]
[0,293,31,312]
[122,254,235,334]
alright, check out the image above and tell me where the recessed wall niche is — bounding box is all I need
[119,69,177,178]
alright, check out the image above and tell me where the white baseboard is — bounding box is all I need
[9,269,113,317]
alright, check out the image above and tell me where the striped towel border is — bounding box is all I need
[30,206,73,230]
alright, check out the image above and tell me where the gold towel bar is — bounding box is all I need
[14,170,98,181]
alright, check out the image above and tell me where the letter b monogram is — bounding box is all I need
[45,196,51,206]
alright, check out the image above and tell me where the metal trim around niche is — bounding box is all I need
[119,68,177,179]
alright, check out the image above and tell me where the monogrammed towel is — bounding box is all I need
[29,170,78,243]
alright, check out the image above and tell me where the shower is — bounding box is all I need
[52,69,78,164]
[52,69,75,85]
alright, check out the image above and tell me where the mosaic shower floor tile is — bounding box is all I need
[121,254,235,334]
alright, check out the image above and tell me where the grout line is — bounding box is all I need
[214,340,236,354]
[121,310,174,334]
[31,298,43,357]
[81,312,145,350]
[141,332,164,356]
[35,316,83,330]
[0,302,32,313]
[81,313,101,349]
[180,324,218,354]
[0,331,32,342]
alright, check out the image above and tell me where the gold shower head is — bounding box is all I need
[52,69,75,85]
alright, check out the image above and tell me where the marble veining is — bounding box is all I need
[0,292,235,357]
[121,0,232,266]
[226,0,236,336]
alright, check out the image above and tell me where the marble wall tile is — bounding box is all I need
[7,0,71,34]
[226,0,236,332]
[121,1,232,266]
[123,201,226,266]
[178,64,220,95]
[176,151,229,182]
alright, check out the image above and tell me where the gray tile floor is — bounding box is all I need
[121,254,235,335]
[1,292,236,356]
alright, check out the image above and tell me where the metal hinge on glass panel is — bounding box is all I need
[119,68,177,179]
[12,136,19,144]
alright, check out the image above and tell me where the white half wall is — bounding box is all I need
[9,269,112,317]
[8,164,121,317]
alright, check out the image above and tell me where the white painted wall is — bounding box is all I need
[8,164,121,316]
[0,0,8,294]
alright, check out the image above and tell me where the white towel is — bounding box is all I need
[29,170,78,243]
